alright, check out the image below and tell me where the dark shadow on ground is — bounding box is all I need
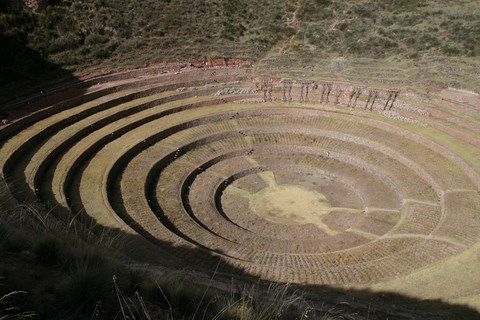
[0,34,88,130]
[2,178,478,320]
[54,225,480,319]
[107,232,480,320]
[0,3,78,108]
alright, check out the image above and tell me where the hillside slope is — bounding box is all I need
[1,0,479,80]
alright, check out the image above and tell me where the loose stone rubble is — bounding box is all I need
[213,87,257,96]
[378,110,427,127]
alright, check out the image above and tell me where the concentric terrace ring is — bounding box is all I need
[1,66,479,285]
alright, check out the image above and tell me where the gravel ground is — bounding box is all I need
[378,98,430,116]
[213,87,257,96]
[234,98,265,104]
[377,110,427,127]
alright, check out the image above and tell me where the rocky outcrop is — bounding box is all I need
[22,0,45,12]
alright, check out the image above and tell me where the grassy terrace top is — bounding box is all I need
[0,0,479,86]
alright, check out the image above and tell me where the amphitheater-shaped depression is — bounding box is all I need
[2,66,480,285]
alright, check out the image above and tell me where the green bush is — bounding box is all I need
[353,3,377,19]
[442,45,462,55]
[84,33,109,46]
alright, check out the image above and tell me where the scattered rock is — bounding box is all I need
[377,110,427,127]
[213,87,257,96]
[394,101,430,116]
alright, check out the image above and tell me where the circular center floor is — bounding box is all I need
[249,184,332,227]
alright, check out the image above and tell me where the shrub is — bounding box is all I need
[353,4,377,19]
[85,34,109,46]
[442,45,462,55]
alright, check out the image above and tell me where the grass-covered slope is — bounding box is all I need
[296,0,480,58]
[258,0,480,92]
[1,0,295,73]
[1,0,479,80]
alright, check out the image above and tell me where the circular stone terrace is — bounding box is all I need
[1,64,480,301]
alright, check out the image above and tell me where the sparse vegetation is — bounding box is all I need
[1,0,479,85]
[296,0,480,58]
[0,0,294,77]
